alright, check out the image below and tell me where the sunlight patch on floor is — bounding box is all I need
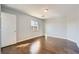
[30,40,41,54]
[16,43,31,47]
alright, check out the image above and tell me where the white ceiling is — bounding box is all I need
[5,4,79,19]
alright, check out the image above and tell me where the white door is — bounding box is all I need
[1,12,16,47]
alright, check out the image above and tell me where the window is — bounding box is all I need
[31,20,39,31]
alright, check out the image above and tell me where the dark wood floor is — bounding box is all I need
[1,36,79,54]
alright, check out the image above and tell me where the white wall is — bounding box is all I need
[67,9,79,47]
[45,17,67,39]
[17,14,44,42]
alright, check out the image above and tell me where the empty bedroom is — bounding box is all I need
[0,4,79,54]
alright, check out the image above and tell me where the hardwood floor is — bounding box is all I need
[1,36,79,54]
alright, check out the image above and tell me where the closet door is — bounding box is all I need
[1,12,16,47]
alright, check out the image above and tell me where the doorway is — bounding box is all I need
[1,12,16,47]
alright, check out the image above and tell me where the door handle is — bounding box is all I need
[14,30,16,32]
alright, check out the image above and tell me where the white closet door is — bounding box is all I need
[1,12,16,47]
